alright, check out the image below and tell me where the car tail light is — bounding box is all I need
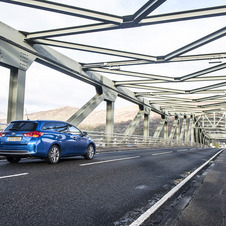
[0,132,6,137]
[23,131,44,138]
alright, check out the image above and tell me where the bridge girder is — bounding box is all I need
[0,0,226,142]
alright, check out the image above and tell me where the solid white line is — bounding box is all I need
[130,149,224,226]
[80,156,141,166]
[0,173,28,180]
[152,151,172,156]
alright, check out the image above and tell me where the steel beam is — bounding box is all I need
[32,38,157,62]
[144,113,150,139]
[121,84,186,94]
[122,110,145,137]
[83,52,226,68]
[165,26,226,61]
[91,68,172,81]
[189,80,226,94]
[106,100,115,145]
[178,62,226,82]
[67,93,105,126]
[141,6,226,25]
[132,0,166,24]
[7,68,26,123]
[25,6,226,38]
[153,118,165,139]
[0,0,122,24]
[169,116,179,140]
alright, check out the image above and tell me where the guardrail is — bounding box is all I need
[86,131,201,148]
[0,123,202,148]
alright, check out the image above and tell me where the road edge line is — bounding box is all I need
[130,149,224,226]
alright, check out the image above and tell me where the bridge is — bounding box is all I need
[0,0,226,146]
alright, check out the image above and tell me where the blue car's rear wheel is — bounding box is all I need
[46,145,61,164]
[84,144,94,160]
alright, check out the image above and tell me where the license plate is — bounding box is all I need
[8,137,22,141]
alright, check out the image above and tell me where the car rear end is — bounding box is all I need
[0,121,43,158]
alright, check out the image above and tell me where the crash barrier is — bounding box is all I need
[86,131,203,148]
[0,123,203,148]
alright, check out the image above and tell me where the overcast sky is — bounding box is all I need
[0,0,225,115]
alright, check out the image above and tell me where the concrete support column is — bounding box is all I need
[106,100,115,145]
[7,68,26,123]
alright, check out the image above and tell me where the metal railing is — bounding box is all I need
[86,131,201,148]
[0,123,202,148]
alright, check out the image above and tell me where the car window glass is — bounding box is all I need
[55,122,68,133]
[42,122,56,131]
[67,125,81,135]
[5,121,37,131]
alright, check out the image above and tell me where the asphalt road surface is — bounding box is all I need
[0,147,221,225]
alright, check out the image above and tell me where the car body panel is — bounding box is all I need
[0,120,96,161]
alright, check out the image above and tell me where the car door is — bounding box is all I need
[55,122,72,156]
[67,124,87,155]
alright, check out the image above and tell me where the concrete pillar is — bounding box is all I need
[7,68,26,123]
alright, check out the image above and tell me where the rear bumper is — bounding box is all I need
[0,150,31,157]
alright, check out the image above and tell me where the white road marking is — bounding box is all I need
[130,149,224,226]
[152,151,172,156]
[177,149,188,152]
[0,173,28,180]
[80,156,141,166]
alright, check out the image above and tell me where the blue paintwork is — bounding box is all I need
[0,120,96,160]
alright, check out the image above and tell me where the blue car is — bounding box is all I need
[0,120,96,164]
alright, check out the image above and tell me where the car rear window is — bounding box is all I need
[5,121,37,132]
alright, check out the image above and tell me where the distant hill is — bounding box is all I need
[0,105,161,134]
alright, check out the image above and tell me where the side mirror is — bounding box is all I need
[82,131,88,137]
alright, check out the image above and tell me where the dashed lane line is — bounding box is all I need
[0,173,28,180]
[80,156,141,166]
[152,151,173,156]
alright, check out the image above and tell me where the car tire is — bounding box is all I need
[6,157,21,163]
[46,145,61,164]
[84,144,95,160]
